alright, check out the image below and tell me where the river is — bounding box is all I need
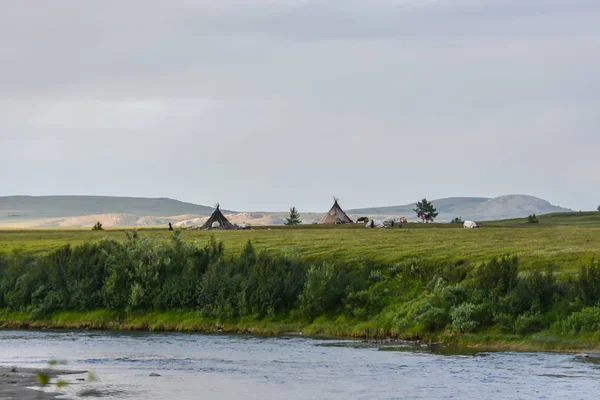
[1,330,599,399]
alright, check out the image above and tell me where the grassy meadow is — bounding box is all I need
[1,211,600,351]
[1,211,599,273]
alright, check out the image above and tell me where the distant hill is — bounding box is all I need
[0,194,574,228]
[0,196,223,227]
[348,197,490,217]
[348,195,572,222]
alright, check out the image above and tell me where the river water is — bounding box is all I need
[1,330,599,399]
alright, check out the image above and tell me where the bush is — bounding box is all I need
[514,312,548,335]
[563,307,600,334]
[299,263,340,320]
[412,295,448,332]
[493,312,516,333]
[527,214,539,224]
[451,303,480,333]
[470,256,519,302]
[92,221,103,231]
[442,284,467,307]
[511,266,559,314]
[576,259,600,306]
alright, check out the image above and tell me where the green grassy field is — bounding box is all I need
[2,211,600,350]
[1,212,599,273]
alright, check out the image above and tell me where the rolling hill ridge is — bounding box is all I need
[347,195,572,222]
[0,194,573,228]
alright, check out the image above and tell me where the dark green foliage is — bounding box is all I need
[514,312,549,335]
[451,217,463,224]
[493,312,516,333]
[92,221,103,230]
[412,295,448,332]
[284,207,302,226]
[527,214,539,223]
[413,198,438,223]
[1,234,600,338]
[576,259,600,306]
[299,263,340,319]
[511,266,559,314]
[471,256,519,302]
[563,307,600,333]
[451,303,480,333]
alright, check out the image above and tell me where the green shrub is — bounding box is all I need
[412,296,448,332]
[563,307,600,333]
[299,263,340,320]
[470,256,519,301]
[451,303,480,333]
[576,259,600,306]
[442,284,467,307]
[493,312,516,333]
[511,266,559,314]
[514,312,549,335]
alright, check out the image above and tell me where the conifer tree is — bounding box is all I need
[285,207,302,225]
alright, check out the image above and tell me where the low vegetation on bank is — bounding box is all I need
[1,231,600,350]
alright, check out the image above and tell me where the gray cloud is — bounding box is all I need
[1,0,599,211]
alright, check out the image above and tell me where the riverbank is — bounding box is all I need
[2,310,600,353]
[2,233,600,355]
[0,367,86,399]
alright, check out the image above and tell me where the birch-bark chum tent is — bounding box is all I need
[318,198,354,224]
[201,203,235,230]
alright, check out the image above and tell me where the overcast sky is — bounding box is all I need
[1,0,598,211]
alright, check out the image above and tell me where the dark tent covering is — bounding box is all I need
[318,198,354,224]
[201,204,235,230]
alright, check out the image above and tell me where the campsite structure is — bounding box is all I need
[201,203,235,230]
[318,198,354,224]
[463,220,478,229]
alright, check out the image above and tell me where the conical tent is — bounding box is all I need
[318,198,354,224]
[201,204,235,230]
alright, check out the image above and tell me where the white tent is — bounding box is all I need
[365,219,386,228]
[463,221,477,228]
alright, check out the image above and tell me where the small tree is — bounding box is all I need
[285,207,302,225]
[92,221,104,231]
[597,205,600,212]
[413,198,438,223]
[527,214,539,224]
[451,217,463,224]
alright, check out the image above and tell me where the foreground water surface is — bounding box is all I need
[1,330,599,399]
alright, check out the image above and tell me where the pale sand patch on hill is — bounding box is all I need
[1,212,416,228]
